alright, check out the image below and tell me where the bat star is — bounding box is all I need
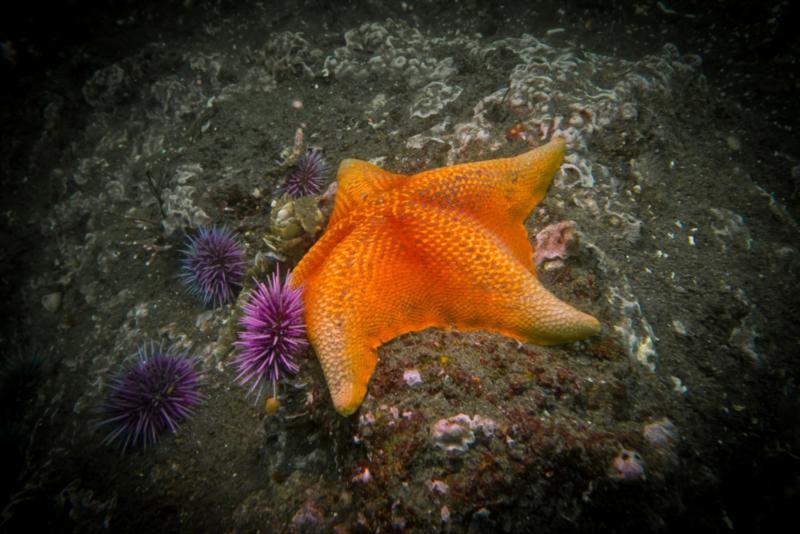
[291,137,600,415]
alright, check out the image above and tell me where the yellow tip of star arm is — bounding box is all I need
[321,344,376,416]
[506,136,566,217]
[519,283,601,345]
[328,159,406,228]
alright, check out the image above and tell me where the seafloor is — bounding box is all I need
[1,1,798,532]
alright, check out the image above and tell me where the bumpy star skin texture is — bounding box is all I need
[291,137,600,415]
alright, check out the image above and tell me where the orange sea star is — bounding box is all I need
[291,137,600,415]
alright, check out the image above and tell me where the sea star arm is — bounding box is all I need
[299,218,440,415]
[327,159,407,228]
[401,137,567,272]
[407,137,566,222]
[397,203,600,345]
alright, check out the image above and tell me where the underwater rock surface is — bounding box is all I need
[1,1,798,532]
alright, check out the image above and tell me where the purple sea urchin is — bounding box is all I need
[284,149,326,198]
[234,270,307,397]
[180,226,247,306]
[100,343,203,451]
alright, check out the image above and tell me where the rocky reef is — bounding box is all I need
[1,1,798,532]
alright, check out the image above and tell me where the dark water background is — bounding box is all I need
[1,1,798,532]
